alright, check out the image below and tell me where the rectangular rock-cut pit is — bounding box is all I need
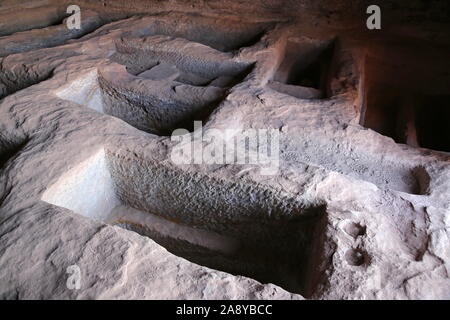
[42,148,326,296]
[269,37,335,99]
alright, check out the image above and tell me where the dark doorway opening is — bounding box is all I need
[416,95,450,152]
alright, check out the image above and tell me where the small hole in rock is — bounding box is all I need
[344,248,366,267]
[343,221,366,239]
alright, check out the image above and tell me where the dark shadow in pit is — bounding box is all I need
[412,166,432,195]
[285,43,335,91]
[269,39,335,100]
[167,94,226,135]
[115,205,327,297]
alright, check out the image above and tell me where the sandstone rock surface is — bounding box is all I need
[0,0,449,300]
